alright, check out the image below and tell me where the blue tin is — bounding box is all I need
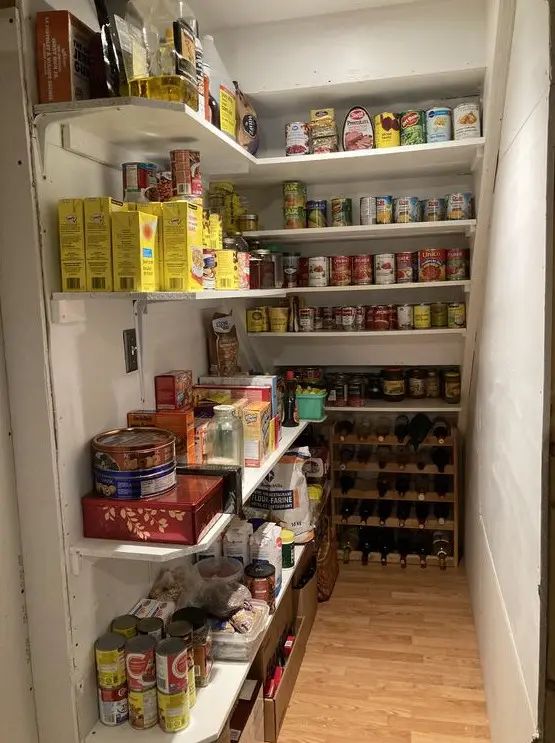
[94,461,177,499]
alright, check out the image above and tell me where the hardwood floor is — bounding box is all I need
[279,563,490,743]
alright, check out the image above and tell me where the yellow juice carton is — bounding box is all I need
[162,201,203,292]
[242,401,271,467]
[111,211,157,292]
[58,198,86,291]
[84,197,126,291]
[135,202,163,291]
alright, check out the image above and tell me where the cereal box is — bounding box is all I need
[242,401,271,467]
[111,211,157,292]
[162,201,203,292]
[84,197,126,292]
[215,249,250,290]
[155,370,193,411]
[58,198,86,291]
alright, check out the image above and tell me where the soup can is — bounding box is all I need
[376,196,393,224]
[446,248,468,280]
[365,306,375,330]
[352,255,373,285]
[286,122,310,156]
[360,196,377,225]
[157,689,189,733]
[446,192,473,220]
[98,685,129,726]
[430,302,448,328]
[322,307,334,330]
[388,304,398,330]
[283,181,307,208]
[125,635,156,692]
[418,249,446,282]
[283,206,306,229]
[307,200,328,228]
[297,256,309,287]
[122,162,158,202]
[330,256,352,286]
[354,305,366,331]
[129,687,158,730]
[414,303,431,329]
[333,306,343,329]
[397,304,414,330]
[308,256,329,286]
[299,307,315,332]
[422,198,446,222]
[373,305,391,330]
[137,617,164,641]
[342,306,356,332]
[95,633,126,689]
[453,102,481,140]
[156,638,189,695]
[374,112,401,148]
[426,107,452,142]
[313,307,324,331]
[246,308,265,333]
[394,196,421,224]
[448,303,466,328]
[396,252,415,283]
[375,254,395,285]
[400,110,426,146]
[331,198,353,227]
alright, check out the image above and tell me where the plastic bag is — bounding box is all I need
[207,312,240,376]
[234,81,259,155]
[249,522,282,594]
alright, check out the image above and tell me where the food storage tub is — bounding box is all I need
[296,390,327,421]
[195,557,244,585]
[210,600,270,661]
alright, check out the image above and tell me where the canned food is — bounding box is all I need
[299,307,315,332]
[426,370,441,398]
[430,302,448,328]
[414,304,432,329]
[122,162,158,202]
[93,460,177,499]
[156,638,189,695]
[394,196,421,224]
[408,369,427,398]
[426,107,452,143]
[307,200,328,228]
[374,254,395,285]
[298,256,309,286]
[374,112,401,148]
[331,198,353,227]
[237,214,258,232]
[342,306,356,332]
[283,254,299,287]
[98,685,129,726]
[444,370,461,403]
[396,252,415,283]
[333,373,349,405]
[129,687,158,729]
[446,192,473,220]
[373,305,392,331]
[448,303,466,328]
[347,375,365,406]
[112,615,138,639]
[383,368,406,401]
[137,617,164,641]
[286,122,310,156]
[271,252,284,289]
[446,248,468,280]
[283,181,307,208]
[360,196,377,225]
[308,256,329,287]
[388,304,398,330]
[330,256,352,286]
[166,621,195,709]
[92,428,176,473]
[453,102,481,140]
[422,198,446,222]
[313,307,324,331]
[418,248,446,282]
[246,308,266,333]
[352,255,373,285]
[95,633,126,689]
[170,149,202,198]
[400,110,426,146]
[397,304,414,330]
[125,635,156,692]
[283,207,306,229]
[365,306,375,330]
[157,689,189,733]
[322,307,334,330]
[376,196,393,224]
[304,367,324,385]
[333,306,343,328]
[354,305,366,331]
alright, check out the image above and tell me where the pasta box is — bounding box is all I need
[82,473,223,545]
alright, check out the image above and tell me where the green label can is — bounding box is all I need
[400,110,426,146]
[448,303,466,328]
[430,302,448,328]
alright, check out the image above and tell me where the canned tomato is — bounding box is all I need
[129,687,158,730]
[388,304,398,330]
[426,107,452,142]
[397,304,414,330]
[342,306,356,332]
[354,305,366,330]
[376,196,393,224]
[352,255,373,285]
[313,307,323,331]
[374,112,401,148]
[423,198,446,222]
[394,196,421,224]
[431,302,448,328]
[447,192,473,220]
[122,162,157,202]
[400,110,426,146]
[299,307,315,332]
[330,255,352,286]
[396,252,415,283]
[286,122,310,156]
[95,634,126,689]
[418,249,446,282]
[157,689,189,733]
[283,254,299,287]
[156,638,188,695]
[448,303,466,328]
[125,635,156,692]
[331,198,353,227]
[365,306,375,329]
[375,254,395,285]
[333,306,343,328]
[170,149,202,198]
[322,307,334,330]
[283,181,307,208]
[308,256,329,287]
[414,304,432,329]
[360,196,377,225]
[283,207,306,229]
[446,248,468,280]
[98,685,128,726]
[453,102,481,140]
[373,305,391,330]
[307,200,328,228]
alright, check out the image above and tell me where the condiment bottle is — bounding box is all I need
[282,370,298,427]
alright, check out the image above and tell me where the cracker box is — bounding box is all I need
[111,211,157,292]
[58,198,86,291]
[155,370,193,411]
[162,201,203,292]
[128,408,196,464]
[198,375,279,418]
[243,401,271,468]
[84,197,126,291]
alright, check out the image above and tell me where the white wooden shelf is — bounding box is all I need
[249,329,466,338]
[51,289,286,303]
[326,400,462,413]
[85,545,306,743]
[285,281,470,295]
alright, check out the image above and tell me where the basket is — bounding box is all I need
[296,390,327,421]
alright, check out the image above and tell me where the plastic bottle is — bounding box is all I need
[202,34,236,139]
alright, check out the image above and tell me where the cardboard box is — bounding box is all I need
[194,385,272,417]
[198,375,279,419]
[230,680,265,743]
[155,370,193,411]
[215,249,249,290]
[111,210,157,292]
[36,11,94,103]
[135,202,163,291]
[84,197,126,292]
[243,402,272,468]
[194,419,211,464]
[127,408,196,464]
[251,585,294,682]
[58,198,86,291]
[162,201,203,291]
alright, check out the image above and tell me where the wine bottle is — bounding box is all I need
[412,533,429,569]
[336,419,354,441]
[397,501,411,527]
[358,527,373,566]
[339,446,355,470]
[282,370,299,427]
[377,474,389,498]
[376,445,391,469]
[397,445,410,470]
[407,413,433,452]
[356,416,372,441]
[433,502,450,525]
[431,416,451,444]
[432,531,451,570]
[415,475,429,501]
[378,500,393,525]
[415,502,429,529]
[375,416,390,442]
[394,414,410,442]
[339,473,356,495]
[395,473,410,497]
[340,527,358,564]
[434,474,450,498]
[356,445,371,464]
[397,533,411,569]
[378,536,392,566]
[431,447,450,473]
[340,499,358,521]
[359,500,374,524]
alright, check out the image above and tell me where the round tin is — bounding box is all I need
[125,635,156,692]
[360,196,377,225]
[330,256,352,286]
[156,638,188,695]
[92,428,176,473]
[306,200,328,228]
[98,685,128,726]
[331,198,353,227]
[394,196,421,224]
[342,306,356,332]
[286,122,310,156]
[373,305,391,331]
[299,307,315,332]
[352,255,373,285]
[308,256,329,287]
[414,304,432,329]
[93,461,177,499]
[157,689,189,733]
[283,207,306,229]
[418,249,446,282]
[95,633,126,689]
[446,192,473,220]
[448,303,466,328]
[129,687,158,729]
[137,617,164,641]
[397,304,414,330]
[396,252,415,284]
[430,302,448,328]
[283,181,307,208]
[400,110,426,146]
[426,107,452,143]
[376,196,393,224]
[446,248,468,281]
[423,198,446,222]
[112,615,138,639]
[374,112,401,148]
[374,254,395,285]
[453,102,481,140]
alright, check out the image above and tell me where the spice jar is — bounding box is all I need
[443,370,461,404]
[408,368,426,398]
[425,370,441,398]
[237,214,258,232]
[244,562,276,613]
[172,608,213,688]
[252,249,275,289]
[382,368,406,401]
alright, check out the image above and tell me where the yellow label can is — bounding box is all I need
[448,302,466,328]
[374,112,401,148]
[157,690,189,732]
[414,303,431,329]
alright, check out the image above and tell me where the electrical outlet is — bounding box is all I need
[123,329,138,373]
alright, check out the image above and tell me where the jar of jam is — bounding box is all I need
[252,249,275,289]
[382,368,406,401]
[443,370,461,404]
[244,562,276,613]
[425,370,441,398]
[249,256,262,289]
[408,368,426,398]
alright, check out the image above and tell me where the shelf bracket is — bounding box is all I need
[133,298,148,404]
[69,549,82,577]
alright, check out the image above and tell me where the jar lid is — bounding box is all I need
[245,562,275,579]
[213,404,235,414]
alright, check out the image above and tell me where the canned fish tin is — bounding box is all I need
[308,256,329,286]
[430,302,448,328]
[157,689,190,733]
[342,306,356,332]
[283,181,307,208]
[376,196,393,224]
[322,307,334,330]
[374,112,401,148]
[426,107,452,143]
[95,633,126,689]
[453,102,481,140]
[330,255,352,286]
[414,304,432,329]
[122,162,158,202]
[375,254,395,285]
[156,638,189,695]
[418,249,446,282]
[446,248,468,280]
[448,303,466,328]
[354,305,366,331]
[446,192,473,220]
[313,307,323,331]
[92,428,176,473]
[98,685,129,726]
[307,200,328,228]
[283,207,306,229]
[331,198,353,227]
[138,617,164,641]
[125,635,156,692]
[394,196,421,224]
[352,255,373,285]
[400,110,426,146]
[299,307,315,332]
[373,305,392,331]
[129,687,158,729]
[397,304,414,330]
[93,460,177,499]
[360,196,377,225]
[396,252,415,284]
[286,122,310,156]
[423,198,446,222]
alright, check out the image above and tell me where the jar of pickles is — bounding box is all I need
[382,368,406,401]
[425,370,441,398]
[443,370,461,404]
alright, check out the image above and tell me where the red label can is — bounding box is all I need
[298,256,309,287]
[396,252,415,283]
[330,256,352,286]
[446,248,468,280]
[418,248,446,282]
[373,305,391,330]
[352,255,373,285]
[156,638,189,695]
[342,306,356,331]
[354,305,366,330]
[125,636,156,692]
[333,306,343,328]
[388,304,398,330]
[365,306,375,330]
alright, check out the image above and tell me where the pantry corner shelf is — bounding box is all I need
[248,329,466,339]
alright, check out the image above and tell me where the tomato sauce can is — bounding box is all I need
[157,689,189,733]
[448,303,466,328]
[342,306,356,332]
[333,306,343,329]
[446,248,468,280]
[298,256,309,286]
[322,307,334,330]
[431,302,448,328]
[125,635,156,692]
[129,687,158,729]
[376,196,393,224]
[330,256,352,286]
[98,685,129,726]
[365,306,375,329]
[299,307,315,332]
[394,196,421,223]
[373,305,391,330]
[400,110,426,146]
[307,200,328,228]
[446,192,473,220]
[374,112,401,148]
[418,249,446,282]
[397,304,414,330]
[95,633,126,689]
[313,307,324,331]
[395,252,415,283]
[414,304,432,329]
[388,305,398,330]
[331,198,353,227]
[360,196,377,225]
[286,122,310,156]
[352,255,373,285]
[308,256,329,286]
[283,181,307,208]
[156,638,189,695]
[375,254,395,285]
[423,198,446,222]
[354,305,366,330]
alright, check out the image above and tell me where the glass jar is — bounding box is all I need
[443,370,461,404]
[252,249,275,289]
[206,405,244,466]
[249,256,262,289]
[425,370,441,398]
[283,253,299,288]
[367,373,382,399]
[408,368,427,399]
[382,368,406,401]
[237,214,258,232]
[270,250,284,289]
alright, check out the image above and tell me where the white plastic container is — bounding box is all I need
[210,600,269,661]
[202,34,236,140]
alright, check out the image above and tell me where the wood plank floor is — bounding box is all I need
[279,563,490,743]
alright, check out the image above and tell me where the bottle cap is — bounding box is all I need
[285,370,295,380]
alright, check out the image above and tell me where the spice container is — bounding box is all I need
[173,608,213,688]
[244,562,276,613]
[237,214,258,232]
[408,369,426,398]
[443,370,461,403]
[382,368,406,401]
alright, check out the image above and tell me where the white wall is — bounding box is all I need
[466,1,550,740]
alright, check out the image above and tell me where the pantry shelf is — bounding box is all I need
[248,329,466,339]
[286,281,470,295]
[339,551,456,568]
[326,400,462,413]
[333,515,455,530]
[50,289,287,303]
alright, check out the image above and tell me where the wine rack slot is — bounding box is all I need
[333,516,455,531]
[331,488,455,502]
[332,435,454,447]
[333,462,455,475]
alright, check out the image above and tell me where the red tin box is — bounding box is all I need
[82,474,223,545]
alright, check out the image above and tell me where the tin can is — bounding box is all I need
[122,162,158,202]
[348,375,365,406]
[98,685,129,726]
[112,615,138,639]
[93,460,177,499]
[444,370,461,403]
[418,249,446,282]
[283,207,306,229]
[246,308,265,333]
[342,306,356,332]
[423,198,446,222]
[394,196,421,224]
[157,689,189,733]
[352,255,373,285]
[431,302,448,328]
[396,252,415,283]
[307,200,328,228]
[92,428,176,473]
[137,617,164,641]
[397,304,414,330]
[354,305,366,331]
[374,112,401,148]
[322,307,334,330]
[95,633,126,689]
[125,635,156,692]
[331,198,353,227]
[414,304,431,329]
[360,196,377,225]
[448,302,466,328]
[388,304,398,330]
[166,621,196,709]
[375,254,395,285]
[453,102,481,140]
[308,256,329,287]
[202,249,216,289]
[446,192,473,220]
[129,687,158,730]
[446,248,468,280]
[330,256,352,286]
[299,307,315,332]
[426,108,452,143]
[376,196,393,224]
[170,149,202,198]
[294,256,306,287]
[282,181,306,208]
[426,370,441,398]
[283,254,299,287]
[286,122,310,156]
[313,307,323,331]
[304,367,324,385]
[400,110,426,146]
[408,369,427,398]
[373,305,391,331]
[333,306,343,329]
[156,638,188,695]
[365,306,375,330]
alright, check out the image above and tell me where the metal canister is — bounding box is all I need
[299,307,315,332]
[283,254,299,287]
[418,248,446,282]
[283,181,307,208]
[95,633,126,689]
[414,304,432,329]
[313,307,324,331]
[125,635,156,692]
[306,200,328,228]
[156,638,188,695]
[446,192,473,220]
[352,255,373,285]
[98,685,129,726]
[373,305,391,330]
[360,196,377,225]
[342,306,356,332]
[376,196,393,224]
[157,689,189,733]
[374,112,401,148]
[246,307,265,333]
[397,304,414,330]
[446,248,468,281]
[298,256,309,286]
[453,102,481,140]
[322,307,334,330]
[396,252,415,283]
[443,370,461,403]
[331,198,353,227]
[448,302,466,328]
[93,429,176,474]
[112,615,138,639]
[400,110,426,146]
[137,617,164,641]
[431,302,448,328]
[354,305,366,331]
[375,254,395,285]
[423,198,446,222]
[330,256,352,286]
[426,107,452,143]
[308,256,329,287]
[283,207,306,229]
[286,122,310,156]
[394,196,421,224]
[129,687,158,729]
